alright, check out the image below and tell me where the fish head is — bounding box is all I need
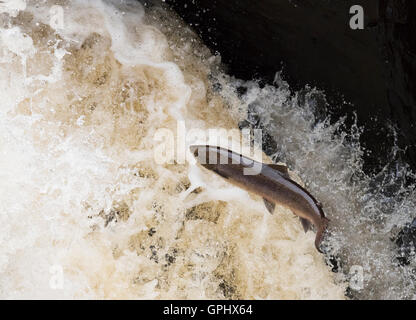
[189,145,203,158]
[189,145,230,171]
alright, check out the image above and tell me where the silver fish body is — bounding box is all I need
[190,145,329,252]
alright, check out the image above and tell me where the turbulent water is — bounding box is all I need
[0,0,414,299]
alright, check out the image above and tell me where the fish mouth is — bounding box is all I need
[190,145,218,165]
[189,145,206,157]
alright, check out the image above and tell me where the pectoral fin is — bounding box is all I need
[263,198,275,214]
[300,218,311,233]
[268,164,290,178]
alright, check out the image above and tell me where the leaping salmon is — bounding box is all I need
[190,145,330,253]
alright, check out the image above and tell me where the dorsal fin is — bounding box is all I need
[268,163,290,178]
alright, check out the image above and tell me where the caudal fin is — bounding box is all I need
[315,217,330,253]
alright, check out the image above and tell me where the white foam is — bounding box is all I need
[0,0,26,17]
[0,0,346,299]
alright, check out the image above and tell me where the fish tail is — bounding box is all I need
[315,217,330,253]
